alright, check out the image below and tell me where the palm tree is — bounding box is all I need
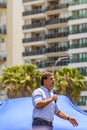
[0,64,42,98]
[55,67,86,104]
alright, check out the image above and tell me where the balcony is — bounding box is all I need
[77,101,86,106]
[0,56,6,63]
[46,3,68,15]
[78,67,87,76]
[34,61,46,68]
[23,0,38,2]
[22,49,45,57]
[0,28,7,37]
[69,28,87,35]
[45,60,69,68]
[69,14,87,20]
[46,18,68,26]
[69,0,87,6]
[46,32,68,39]
[46,46,69,53]
[0,3,7,10]
[23,21,45,30]
[23,0,44,4]
[70,58,87,63]
[35,60,69,69]
[70,42,87,49]
[46,3,68,11]
[22,36,45,43]
[23,8,45,16]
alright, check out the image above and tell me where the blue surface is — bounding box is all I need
[0,95,87,130]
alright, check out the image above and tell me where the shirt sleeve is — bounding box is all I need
[54,103,61,115]
[32,89,43,107]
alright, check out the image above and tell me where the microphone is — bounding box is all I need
[53,88,58,103]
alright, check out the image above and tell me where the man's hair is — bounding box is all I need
[41,72,53,86]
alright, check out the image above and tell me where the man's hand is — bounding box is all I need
[51,94,58,102]
[69,117,78,127]
[57,111,78,127]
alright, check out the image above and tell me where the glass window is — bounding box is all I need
[79,24,82,30]
[82,96,86,102]
[85,68,87,76]
[79,39,83,47]
[82,53,86,61]
[79,9,83,15]
[79,97,82,102]
[86,53,87,60]
[83,38,85,43]
[79,53,83,60]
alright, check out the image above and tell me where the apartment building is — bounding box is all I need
[68,0,87,111]
[0,0,6,74]
[22,0,87,111]
[0,0,87,110]
[0,0,23,75]
[0,0,7,100]
[0,0,23,100]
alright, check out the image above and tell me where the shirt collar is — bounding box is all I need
[40,86,50,92]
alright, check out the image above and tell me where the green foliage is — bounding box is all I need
[0,64,42,98]
[55,67,86,103]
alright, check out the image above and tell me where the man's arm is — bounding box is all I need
[56,111,78,127]
[36,94,57,109]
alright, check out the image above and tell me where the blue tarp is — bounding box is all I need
[0,95,87,130]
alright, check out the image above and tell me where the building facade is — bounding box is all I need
[0,0,87,110]
[0,0,24,100]
[22,0,87,111]
[0,0,7,74]
[0,0,23,75]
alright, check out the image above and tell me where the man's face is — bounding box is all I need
[44,76,55,90]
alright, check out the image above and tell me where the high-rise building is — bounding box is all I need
[22,0,87,111]
[0,0,23,75]
[0,0,7,74]
[0,0,23,100]
[0,0,87,110]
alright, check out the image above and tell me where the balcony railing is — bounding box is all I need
[35,60,69,68]
[70,58,87,63]
[69,14,87,20]
[0,3,7,8]
[23,21,45,30]
[69,28,87,34]
[23,46,68,57]
[78,68,87,76]
[34,61,45,68]
[46,60,69,67]
[46,3,69,11]
[70,42,87,49]
[46,46,69,53]
[23,0,40,3]
[0,29,6,35]
[0,56,6,61]
[77,101,86,106]
[22,36,45,43]
[23,8,45,16]
[22,49,45,56]
[69,0,87,6]
[46,32,68,39]
[46,18,68,25]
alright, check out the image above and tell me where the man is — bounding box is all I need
[32,72,78,130]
